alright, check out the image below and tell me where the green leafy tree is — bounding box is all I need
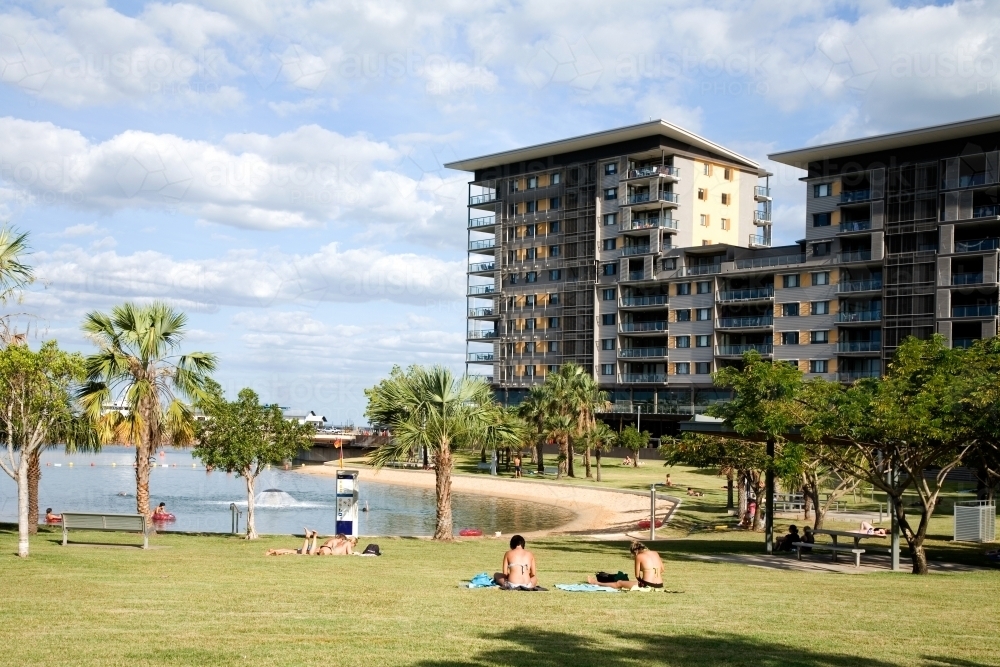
[365,366,494,540]
[581,420,617,482]
[0,342,89,557]
[194,387,315,539]
[543,412,576,479]
[78,302,217,517]
[618,425,650,467]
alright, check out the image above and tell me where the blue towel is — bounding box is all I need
[555,584,619,593]
[467,572,498,588]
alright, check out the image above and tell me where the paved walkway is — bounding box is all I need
[688,552,987,574]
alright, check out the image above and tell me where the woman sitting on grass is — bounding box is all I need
[267,530,357,556]
[588,541,663,589]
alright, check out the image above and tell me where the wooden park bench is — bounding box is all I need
[793,541,865,568]
[61,512,150,549]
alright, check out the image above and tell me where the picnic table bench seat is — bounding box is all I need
[61,512,150,549]
[793,541,865,567]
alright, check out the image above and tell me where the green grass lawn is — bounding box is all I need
[2,523,998,666]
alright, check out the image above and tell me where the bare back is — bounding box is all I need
[502,547,536,586]
[635,549,663,585]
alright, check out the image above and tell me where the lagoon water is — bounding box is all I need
[0,446,572,536]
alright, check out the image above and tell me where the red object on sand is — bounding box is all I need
[458,528,483,537]
[636,519,663,530]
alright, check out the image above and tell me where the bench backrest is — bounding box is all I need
[62,513,147,532]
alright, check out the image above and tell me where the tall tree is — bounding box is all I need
[618,425,650,467]
[516,385,549,474]
[543,412,575,479]
[0,225,34,344]
[0,342,88,557]
[365,366,494,540]
[581,420,617,482]
[194,387,315,539]
[78,302,217,517]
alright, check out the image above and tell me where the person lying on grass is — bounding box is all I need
[588,541,663,589]
[266,529,357,556]
[493,534,538,589]
[857,521,887,536]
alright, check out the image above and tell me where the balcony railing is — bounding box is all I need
[734,253,805,270]
[682,264,722,276]
[620,373,668,383]
[840,220,872,233]
[717,287,774,302]
[841,189,871,203]
[467,352,495,362]
[468,216,495,228]
[469,375,494,383]
[626,165,679,179]
[952,305,999,318]
[755,186,771,198]
[623,191,679,206]
[837,310,882,323]
[974,204,1000,219]
[839,370,880,382]
[956,238,1000,253]
[468,307,496,317]
[628,216,678,230]
[620,295,667,307]
[840,250,873,262]
[468,239,496,251]
[716,344,773,356]
[716,316,773,328]
[468,285,496,295]
[468,261,495,273]
[753,209,771,223]
[838,279,882,293]
[469,193,497,206]
[837,341,882,353]
[953,338,979,349]
[618,347,667,358]
[627,271,646,281]
[952,272,984,285]
[749,234,770,247]
[620,321,667,333]
[467,330,499,339]
[621,245,652,256]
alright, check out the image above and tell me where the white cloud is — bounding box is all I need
[51,222,105,237]
[267,97,338,116]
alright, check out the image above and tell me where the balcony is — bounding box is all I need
[618,347,667,358]
[755,186,771,200]
[717,287,774,303]
[626,270,646,281]
[682,264,722,276]
[953,338,979,349]
[469,375,494,383]
[837,310,882,323]
[621,245,652,257]
[467,352,495,363]
[952,304,999,318]
[955,238,1000,253]
[468,238,496,253]
[622,191,679,207]
[469,192,497,207]
[753,209,771,224]
[468,261,495,274]
[620,321,667,333]
[467,330,499,340]
[620,295,667,307]
[840,190,871,204]
[974,204,1000,219]
[627,215,678,231]
[839,220,872,233]
[625,165,679,180]
[619,373,668,383]
[468,307,497,318]
[468,216,496,229]
[838,370,880,382]
[749,234,770,247]
[837,341,882,353]
[837,279,882,293]
[716,316,773,329]
[952,272,984,285]
[716,344,773,356]
[734,254,806,270]
[840,250,873,263]
[468,285,496,296]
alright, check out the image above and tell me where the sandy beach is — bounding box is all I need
[297,464,682,538]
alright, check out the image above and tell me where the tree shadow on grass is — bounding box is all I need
[414,628,903,667]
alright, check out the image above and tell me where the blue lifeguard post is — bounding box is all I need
[335,470,359,537]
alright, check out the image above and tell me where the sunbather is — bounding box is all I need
[858,521,886,536]
[266,529,356,556]
[493,534,538,589]
[588,541,664,589]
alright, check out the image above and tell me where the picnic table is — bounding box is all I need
[793,528,887,567]
[815,528,888,550]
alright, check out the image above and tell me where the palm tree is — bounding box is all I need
[78,302,217,517]
[477,406,527,473]
[516,385,549,473]
[366,366,493,540]
[542,364,608,478]
[543,412,575,479]
[582,421,617,482]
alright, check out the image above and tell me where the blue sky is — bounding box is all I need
[1,0,997,423]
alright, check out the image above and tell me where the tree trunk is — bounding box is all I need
[433,444,453,540]
[595,450,602,482]
[136,443,152,517]
[632,448,640,467]
[750,472,765,532]
[567,444,575,478]
[726,471,734,511]
[245,472,258,540]
[17,457,30,557]
[480,446,487,464]
[557,437,569,478]
[27,449,41,535]
[584,447,592,478]
[737,472,747,523]
[536,440,544,473]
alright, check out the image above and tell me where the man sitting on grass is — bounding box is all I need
[493,535,538,589]
[588,541,663,589]
[266,529,357,556]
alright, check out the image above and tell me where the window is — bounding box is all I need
[700,214,709,227]
[601,338,615,350]
[676,336,690,348]
[721,193,730,205]
[724,167,732,180]
[675,362,690,375]
[509,274,519,285]
[675,309,691,322]
[602,238,617,251]
[525,295,536,307]
[524,365,536,377]
[525,247,536,260]
[677,282,691,295]
[524,342,535,354]
[784,360,799,369]
[662,258,677,271]
[782,274,800,288]
[548,341,559,352]
[526,271,537,283]
[696,335,711,347]
[525,224,536,237]
[603,213,618,226]
[525,200,537,214]
[812,301,830,315]
[548,364,558,373]
[602,288,615,301]
[602,263,617,276]
[811,271,830,286]
[810,330,829,344]
[527,176,538,190]
[604,163,618,175]
[696,281,711,294]
[813,183,832,197]
[549,197,561,210]
[525,318,536,330]
[603,187,617,200]
[702,239,713,246]
[548,317,559,328]
[601,314,616,326]
[809,359,828,374]
[695,362,711,375]
[782,303,799,317]
[697,188,707,201]
[812,212,831,227]
[721,218,730,231]
[508,204,515,216]
[548,293,559,306]
[601,364,615,376]
[549,221,560,233]
[813,242,831,257]
[696,308,711,321]
[781,331,799,345]
[549,269,561,280]
[551,173,561,185]
[549,245,560,257]
[702,163,712,176]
